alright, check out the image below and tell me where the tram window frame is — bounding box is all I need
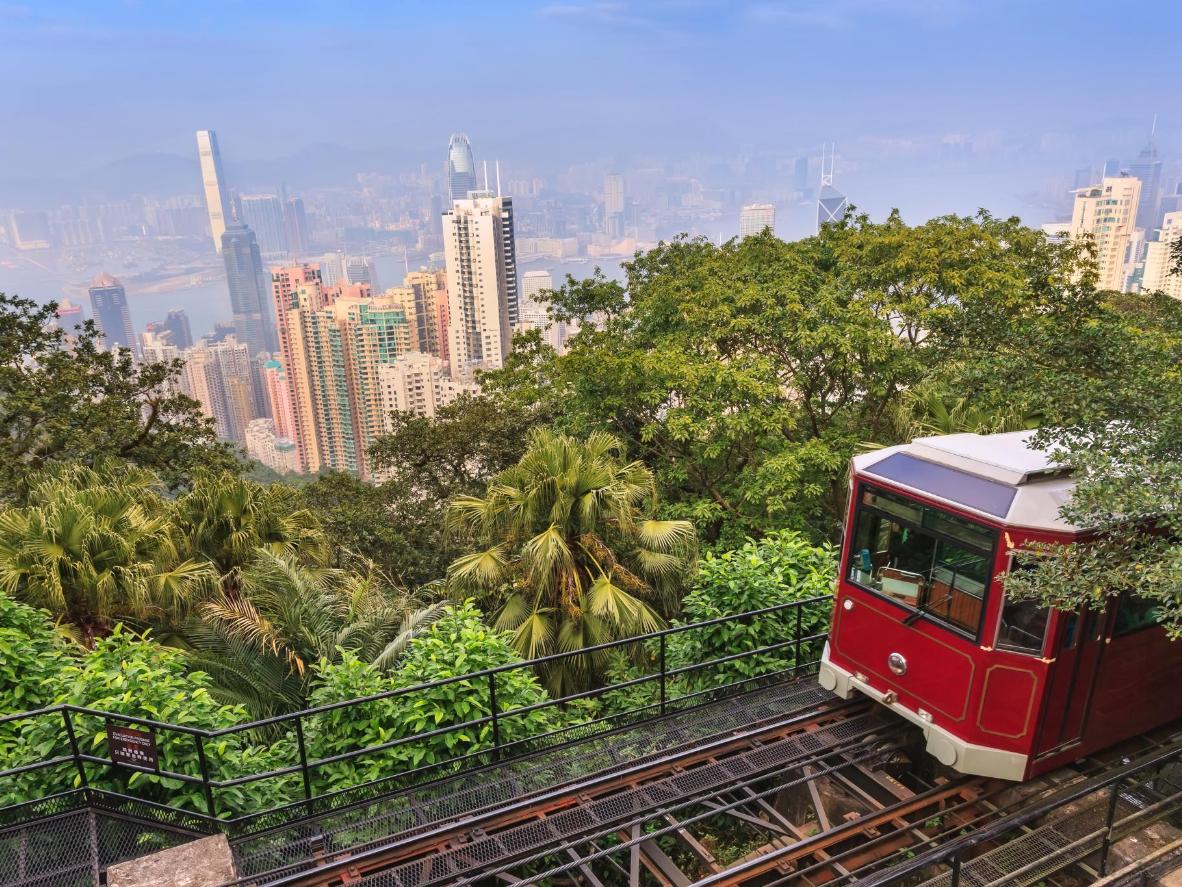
[846,482,1000,640]
[995,557,1050,656]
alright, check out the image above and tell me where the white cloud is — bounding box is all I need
[745,0,970,29]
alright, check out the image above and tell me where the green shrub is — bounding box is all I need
[304,602,553,791]
[666,530,834,694]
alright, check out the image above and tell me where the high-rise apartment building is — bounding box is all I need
[244,418,298,474]
[221,223,277,356]
[442,192,520,379]
[261,358,296,441]
[377,352,477,420]
[140,329,180,365]
[196,130,231,253]
[1069,175,1143,291]
[739,203,776,238]
[271,270,416,477]
[604,173,625,238]
[387,269,448,359]
[518,268,577,353]
[87,273,137,355]
[1141,212,1182,300]
[180,336,255,444]
[239,195,289,260]
[448,134,477,202]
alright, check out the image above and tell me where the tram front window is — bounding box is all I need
[848,485,998,635]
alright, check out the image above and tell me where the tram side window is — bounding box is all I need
[997,598,1050,655]
[1114,595,1161,636]
[847,486,997,635]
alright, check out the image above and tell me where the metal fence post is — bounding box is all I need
[949,850,962,887]
[193,734,217,819]
[61,709,88,789]
[1099,775,1123,875]
[487,672,501,761]
[659,633,667,715]
[793,605,803,674]
[293,715,313,811]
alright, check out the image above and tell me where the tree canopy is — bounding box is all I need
[0,293,237,501]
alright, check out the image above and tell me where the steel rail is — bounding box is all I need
[458,732,962,887]
[225,696,869,886]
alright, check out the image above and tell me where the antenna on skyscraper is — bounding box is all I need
[820,143,835,188]
[496,160,502,196]
[483,160,489,191]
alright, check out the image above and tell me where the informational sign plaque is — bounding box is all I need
[107,724,159,769]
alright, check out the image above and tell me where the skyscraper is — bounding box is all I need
[345,255,375,287]
[816,144,847,231]
[284,196,309,256]
[604,173,625,238]
[87,273,137,355]
[441,192,520,379]
[239,195,290,260]
[196,130,231,253]
[163,309,193,349]
[447,134,477,202]
[221,223,277,355]
[739,204,776,238]
[1129,122,1163,234]
[1069,174,1143,291]
[1141,212,1182,300]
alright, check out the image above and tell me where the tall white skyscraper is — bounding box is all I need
[1069,175,1143,292]
[442,192,520,379]
[816,144,847,231]
[448,134,477,202]
[604,173,625,238]
[196,130,231,253]
[739,204,775,238]
[239,195,289,260]
[1142,211,1182,300]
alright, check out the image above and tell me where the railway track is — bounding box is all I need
[229,683,880,886]
[220,677,1182,887]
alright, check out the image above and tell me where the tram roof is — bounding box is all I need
[852,430,1079,533]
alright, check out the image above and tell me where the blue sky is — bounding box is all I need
[1,1,1178,206]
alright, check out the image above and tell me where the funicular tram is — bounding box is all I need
[820,430,1182,780]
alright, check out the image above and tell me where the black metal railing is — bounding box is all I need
[855,738,1182,887]
[0,595,832,836]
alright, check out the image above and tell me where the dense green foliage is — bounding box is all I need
[0,463,210,643]
[0,293,237,501]
[446,429,695,693]
[304,603,553,790]
[666,531,834,691]
[0,598,291,815]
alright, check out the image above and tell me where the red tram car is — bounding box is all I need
[819,430,1182,780]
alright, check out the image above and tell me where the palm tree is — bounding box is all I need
[446,429,695,694]
[183,551,446,717]
[174,471,327,594]
[0,463,212,644]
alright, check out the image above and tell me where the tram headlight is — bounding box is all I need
[887,652,908,676]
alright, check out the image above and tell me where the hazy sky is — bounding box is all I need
[2,1,1178,202]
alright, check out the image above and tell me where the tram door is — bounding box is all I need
[1035,606,1109,755]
